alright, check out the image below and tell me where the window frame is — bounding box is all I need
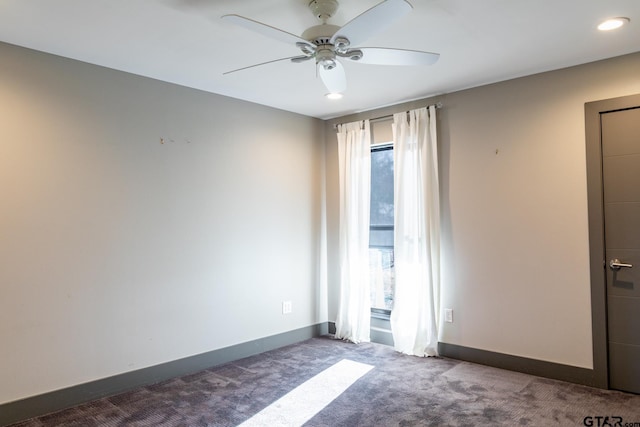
[369,143,394,318]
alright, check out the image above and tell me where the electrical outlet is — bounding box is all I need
[444,308,453,323]
[282,301,292,314]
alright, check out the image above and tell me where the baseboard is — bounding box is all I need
[0,323,330,427]
[329,322,598,387]
[438,342,600,388]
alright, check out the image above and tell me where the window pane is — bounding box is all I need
[369,228,393,247]
[370,248,394,310]
[370,149,394,227]
[369,146,394,311]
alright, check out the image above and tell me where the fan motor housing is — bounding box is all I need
[301,24,340,44]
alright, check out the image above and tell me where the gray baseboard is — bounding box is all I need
[0,323,329,427]
[438,342,600,388]
[326,322,598,388]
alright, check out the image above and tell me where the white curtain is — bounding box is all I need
[335,120,372,344]
[390,106,441,356]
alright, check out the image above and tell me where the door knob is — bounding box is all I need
[609,259,633,271]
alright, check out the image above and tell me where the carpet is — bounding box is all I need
[7,336,640,426]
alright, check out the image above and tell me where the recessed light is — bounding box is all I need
[326,93,343,100]
[598,17,630,31]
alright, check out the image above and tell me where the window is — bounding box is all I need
[369,143,394,312]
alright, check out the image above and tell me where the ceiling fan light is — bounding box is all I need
[326,92,343,100]
[598,17,630,31]
[317,48,337,70]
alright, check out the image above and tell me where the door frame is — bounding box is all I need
[585,93,640,389]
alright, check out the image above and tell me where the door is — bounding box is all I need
[602,107,640,394]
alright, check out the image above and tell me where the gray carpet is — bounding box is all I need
[8,336,640,426]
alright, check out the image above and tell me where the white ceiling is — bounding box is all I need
[1,0,639,119]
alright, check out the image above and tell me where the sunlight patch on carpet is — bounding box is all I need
[238,359,374,427]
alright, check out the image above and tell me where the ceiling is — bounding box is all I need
[1,0,638,119]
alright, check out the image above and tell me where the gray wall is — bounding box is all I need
[325,52,640,370]
[0,42,326,404]
[3,36,639,405]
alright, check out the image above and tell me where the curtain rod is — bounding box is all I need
[333,102,442,129]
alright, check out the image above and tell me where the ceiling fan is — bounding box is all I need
[221,0,439,96]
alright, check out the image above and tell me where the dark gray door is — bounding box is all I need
[602,107,640,394]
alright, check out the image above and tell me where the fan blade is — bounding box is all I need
[222,14,315,50]
[318,62,347,94]
[331,0,412,47]
[354,47,439,66]
[223,56,302,75]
